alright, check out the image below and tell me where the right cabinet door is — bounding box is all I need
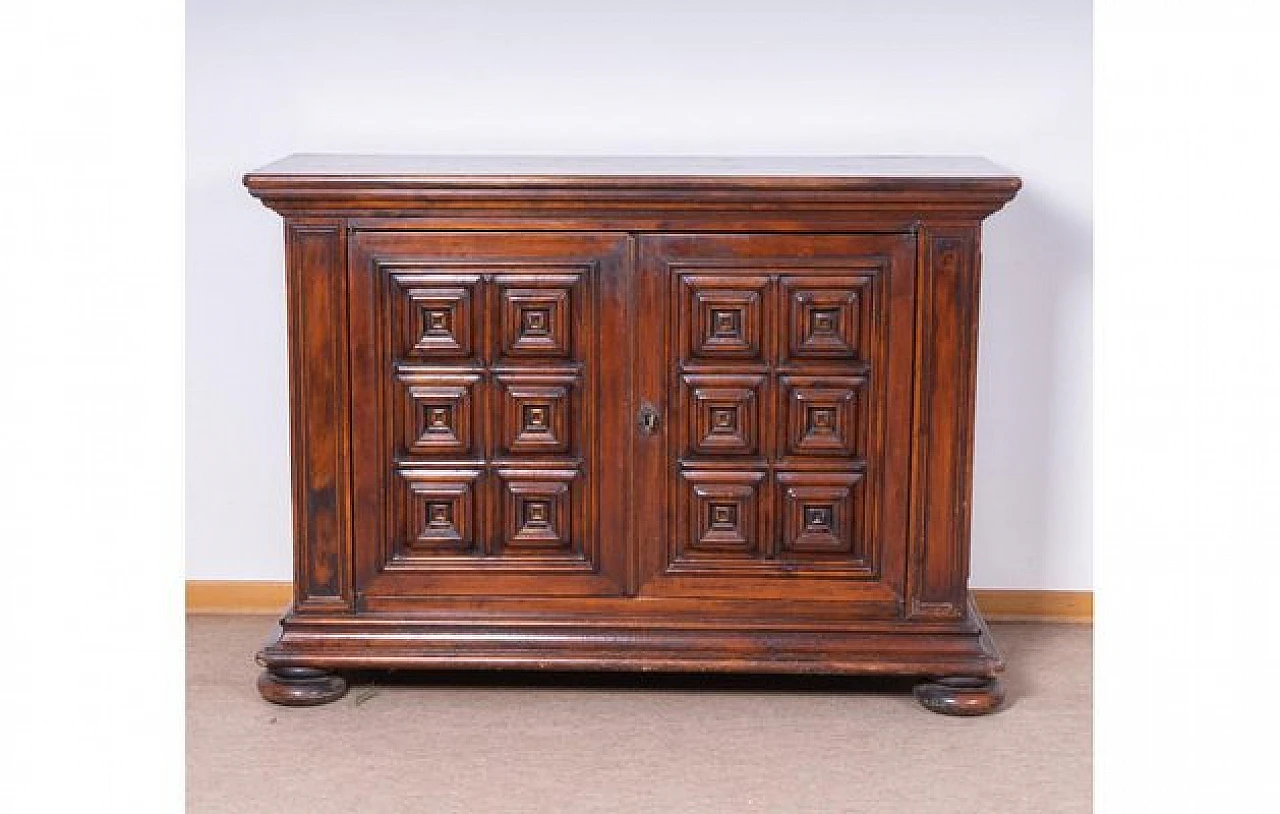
[634,234,917,616]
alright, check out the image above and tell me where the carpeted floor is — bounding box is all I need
[187,616,1091,813]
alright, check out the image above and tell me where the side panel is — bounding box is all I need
[284,219,353,612]
[908,224,983,619]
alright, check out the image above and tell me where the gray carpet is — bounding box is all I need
[187,616,1091,813]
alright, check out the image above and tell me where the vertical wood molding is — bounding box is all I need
[285,219,354,612]
[907,224,982,619]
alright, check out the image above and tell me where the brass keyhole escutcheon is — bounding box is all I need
[638,403,660,434]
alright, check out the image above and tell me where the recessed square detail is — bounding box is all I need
[497,375,576,455]
[427,406,452,430]
[777,471,864,559]
[710,503,738,529]
[397,469,481,555]
[426,501,453,528]
[498,274,581,359]
[387,272,481,361]
[400,373,481,456]
[682,374,764,457]
[711,408,736,429]
[681,275,769,362]
[523,500,551,527]
[810,309,839,335]
[804,505,833,531]
[498,469,581,557]
[809,407,835,430]
[523,404,550,431]
[677,470,765,560]
[512,491,563,545]
[712,309,741,337]
[522,308,551,335]
[427,310,450,332]
[781,375,865,458]
[782,276,873,362]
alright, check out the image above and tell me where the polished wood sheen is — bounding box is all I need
[185,581,1094,622]
[913,676,1006,716]
[257,667,348,707]
[245,154,1021,714]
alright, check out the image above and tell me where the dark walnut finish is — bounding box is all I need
[245,155,1020,715]
[256,666,348,707]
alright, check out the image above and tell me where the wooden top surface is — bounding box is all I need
[244,154,1021,219]
[247,153,1016,181]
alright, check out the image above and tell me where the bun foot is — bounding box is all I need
[913,676,1005,716]
[257,667,347,706]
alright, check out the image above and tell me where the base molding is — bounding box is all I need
[256,595,1004,681]
[187,580,1092,623]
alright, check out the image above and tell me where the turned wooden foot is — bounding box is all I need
[257,667,347,706]
[913,676,1005,716]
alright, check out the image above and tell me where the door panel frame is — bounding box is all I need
[633,233,917,611]
[347,231,633,599]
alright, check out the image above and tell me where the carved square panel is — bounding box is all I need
[676,470,766,560]
[396,469,481,555]
[680,374,765,456]
[387,272,481,361]
[495,374,577,455]
[497,468,581,557]
[400,373,481,457]
[497,274,581,359]
[680,275,769,362]
[777,471,865,559]
[780,375,866,458]
[781,276,872,363]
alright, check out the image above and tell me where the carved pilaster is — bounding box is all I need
[284,219,353,612]
[908,224,982,619]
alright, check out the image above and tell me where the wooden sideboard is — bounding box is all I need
[244,155,1020,715]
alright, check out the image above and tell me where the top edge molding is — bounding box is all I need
[243,154,1021,219]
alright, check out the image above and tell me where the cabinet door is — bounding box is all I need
[634,234,916,614]
[348,232,631,598]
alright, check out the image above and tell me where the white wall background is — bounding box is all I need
[187,0,1091,589]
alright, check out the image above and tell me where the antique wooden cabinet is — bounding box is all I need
[244,156,1020,715]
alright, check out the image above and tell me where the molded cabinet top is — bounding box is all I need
[244,154,1020,220]
[247,153,1017,180]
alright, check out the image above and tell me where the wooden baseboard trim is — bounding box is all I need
[186,580,291,614]
[973,589,1092,623]
[186,581,1092,623]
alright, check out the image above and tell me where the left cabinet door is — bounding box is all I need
[348,232,633,600]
